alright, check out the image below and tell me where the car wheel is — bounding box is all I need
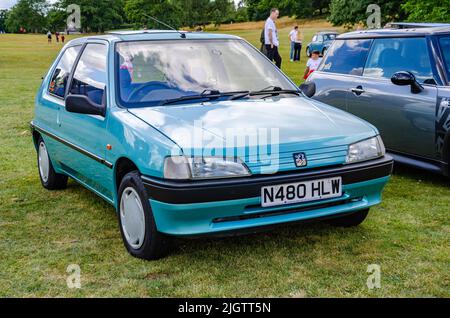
[117,171,170,260]
[306,47,311,57]
[327,209,370,227]
[37,136,68,190]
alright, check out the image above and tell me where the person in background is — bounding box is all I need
[61,34,65,43]
[264,8,282,69]
[288,25,298,62]
[303,50,322,80]
[294,27,303,62]
[47,31,52,44]
[55,32,59,43]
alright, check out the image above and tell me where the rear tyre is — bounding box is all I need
[327,209,370,227]
[117,171,171,260]
[306,46,311,57]
[37,136,68,190]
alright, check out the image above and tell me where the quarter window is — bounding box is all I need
[70,43,107,105]
[320,39,372,76]
[48,46,81,98]
[363,37,434,84]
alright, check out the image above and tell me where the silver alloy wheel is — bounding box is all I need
[38,141,50,183]
[120,187,146,250]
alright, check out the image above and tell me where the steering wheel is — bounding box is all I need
[127,82,173,102]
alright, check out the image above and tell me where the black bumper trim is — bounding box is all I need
[142,156,393,204]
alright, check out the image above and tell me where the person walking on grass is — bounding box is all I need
[61,34,65,44]
[47,31,52,44]
[289,25,299,62]
[303,50,322,80]
[264,8,282,69]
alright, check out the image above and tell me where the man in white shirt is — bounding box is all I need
[289,26,298,62]
[264,8,282,68]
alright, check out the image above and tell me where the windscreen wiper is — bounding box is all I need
[160,90,248,106]
[230,86,301,101]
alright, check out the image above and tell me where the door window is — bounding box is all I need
[70,43,107,105]
[320,39,372,76]
[438,36,450,82]
[48,46,81,98]
[363,37,435,84]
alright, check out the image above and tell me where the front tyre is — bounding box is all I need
[37,136,68,190]
[327,209,370,227]
[118,171,170,260]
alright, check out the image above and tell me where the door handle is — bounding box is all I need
[351,86,365,96]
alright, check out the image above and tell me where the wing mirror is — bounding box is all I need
[299,82,316,98]
[391,71,424,94]
[66,94,105,116]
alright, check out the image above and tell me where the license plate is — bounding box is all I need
[261,177,342,208]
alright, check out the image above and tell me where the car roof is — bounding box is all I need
[338,26,450,39]
[316,31,339,35]
[66,30,240,45]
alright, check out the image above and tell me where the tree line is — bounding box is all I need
[1,0,449,33]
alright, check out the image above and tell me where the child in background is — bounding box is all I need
[303,50,322,80]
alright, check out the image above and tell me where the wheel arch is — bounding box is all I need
[32,129,42,151]
[114,157,140,195]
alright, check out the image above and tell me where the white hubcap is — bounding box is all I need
[120,187,146,250]
[38,141,50,183]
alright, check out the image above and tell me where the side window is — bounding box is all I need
[320,39,372,76]
[317,35,324,42]
[70,43,107,105]
[48,46,81,98]
[312,35,318,42]
[363,37,435,84]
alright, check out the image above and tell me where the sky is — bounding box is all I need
[1,0,241,10]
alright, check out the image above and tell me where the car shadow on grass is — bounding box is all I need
[392,163,449,187]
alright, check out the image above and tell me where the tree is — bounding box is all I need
[5,0,48,33]
[124,0,183,29]
[402,0,450,22]
[328,0,406,27]
[56,0,124,32]
[0,9,8,32]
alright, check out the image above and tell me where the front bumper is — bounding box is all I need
[142,156,393,236]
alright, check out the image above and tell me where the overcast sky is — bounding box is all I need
[1,0,241,10]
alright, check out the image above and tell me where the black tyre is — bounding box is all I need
[37,136,68,190]
[306,46,311,57]
[117,171,170,260]
[327,209,370,227]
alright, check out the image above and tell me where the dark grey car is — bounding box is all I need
[307,26,450,176]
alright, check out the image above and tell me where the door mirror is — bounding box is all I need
[299,82,316,98]
[66,94,105,116]
[391,71,423,94]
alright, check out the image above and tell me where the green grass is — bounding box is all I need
[0,27,449,298]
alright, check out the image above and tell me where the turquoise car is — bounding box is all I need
[306,31,339,57]
[31,30,393,260]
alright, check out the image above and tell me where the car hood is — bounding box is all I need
[128,97,378,172]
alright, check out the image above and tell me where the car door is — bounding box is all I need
[58,42,114,202]
[347,37,438,159]
[36,45,82,164]
[310,38,372,112]
[435,35,450,163]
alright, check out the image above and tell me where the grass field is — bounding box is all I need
[0,22,449,297]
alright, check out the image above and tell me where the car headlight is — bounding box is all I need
[164,156,251,180]
[346,136,385,164]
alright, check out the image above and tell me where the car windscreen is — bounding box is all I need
[115,39,296,107]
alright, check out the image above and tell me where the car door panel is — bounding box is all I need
[58,43,114,201]
[347,77,437,158]
[309,71,351,111]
